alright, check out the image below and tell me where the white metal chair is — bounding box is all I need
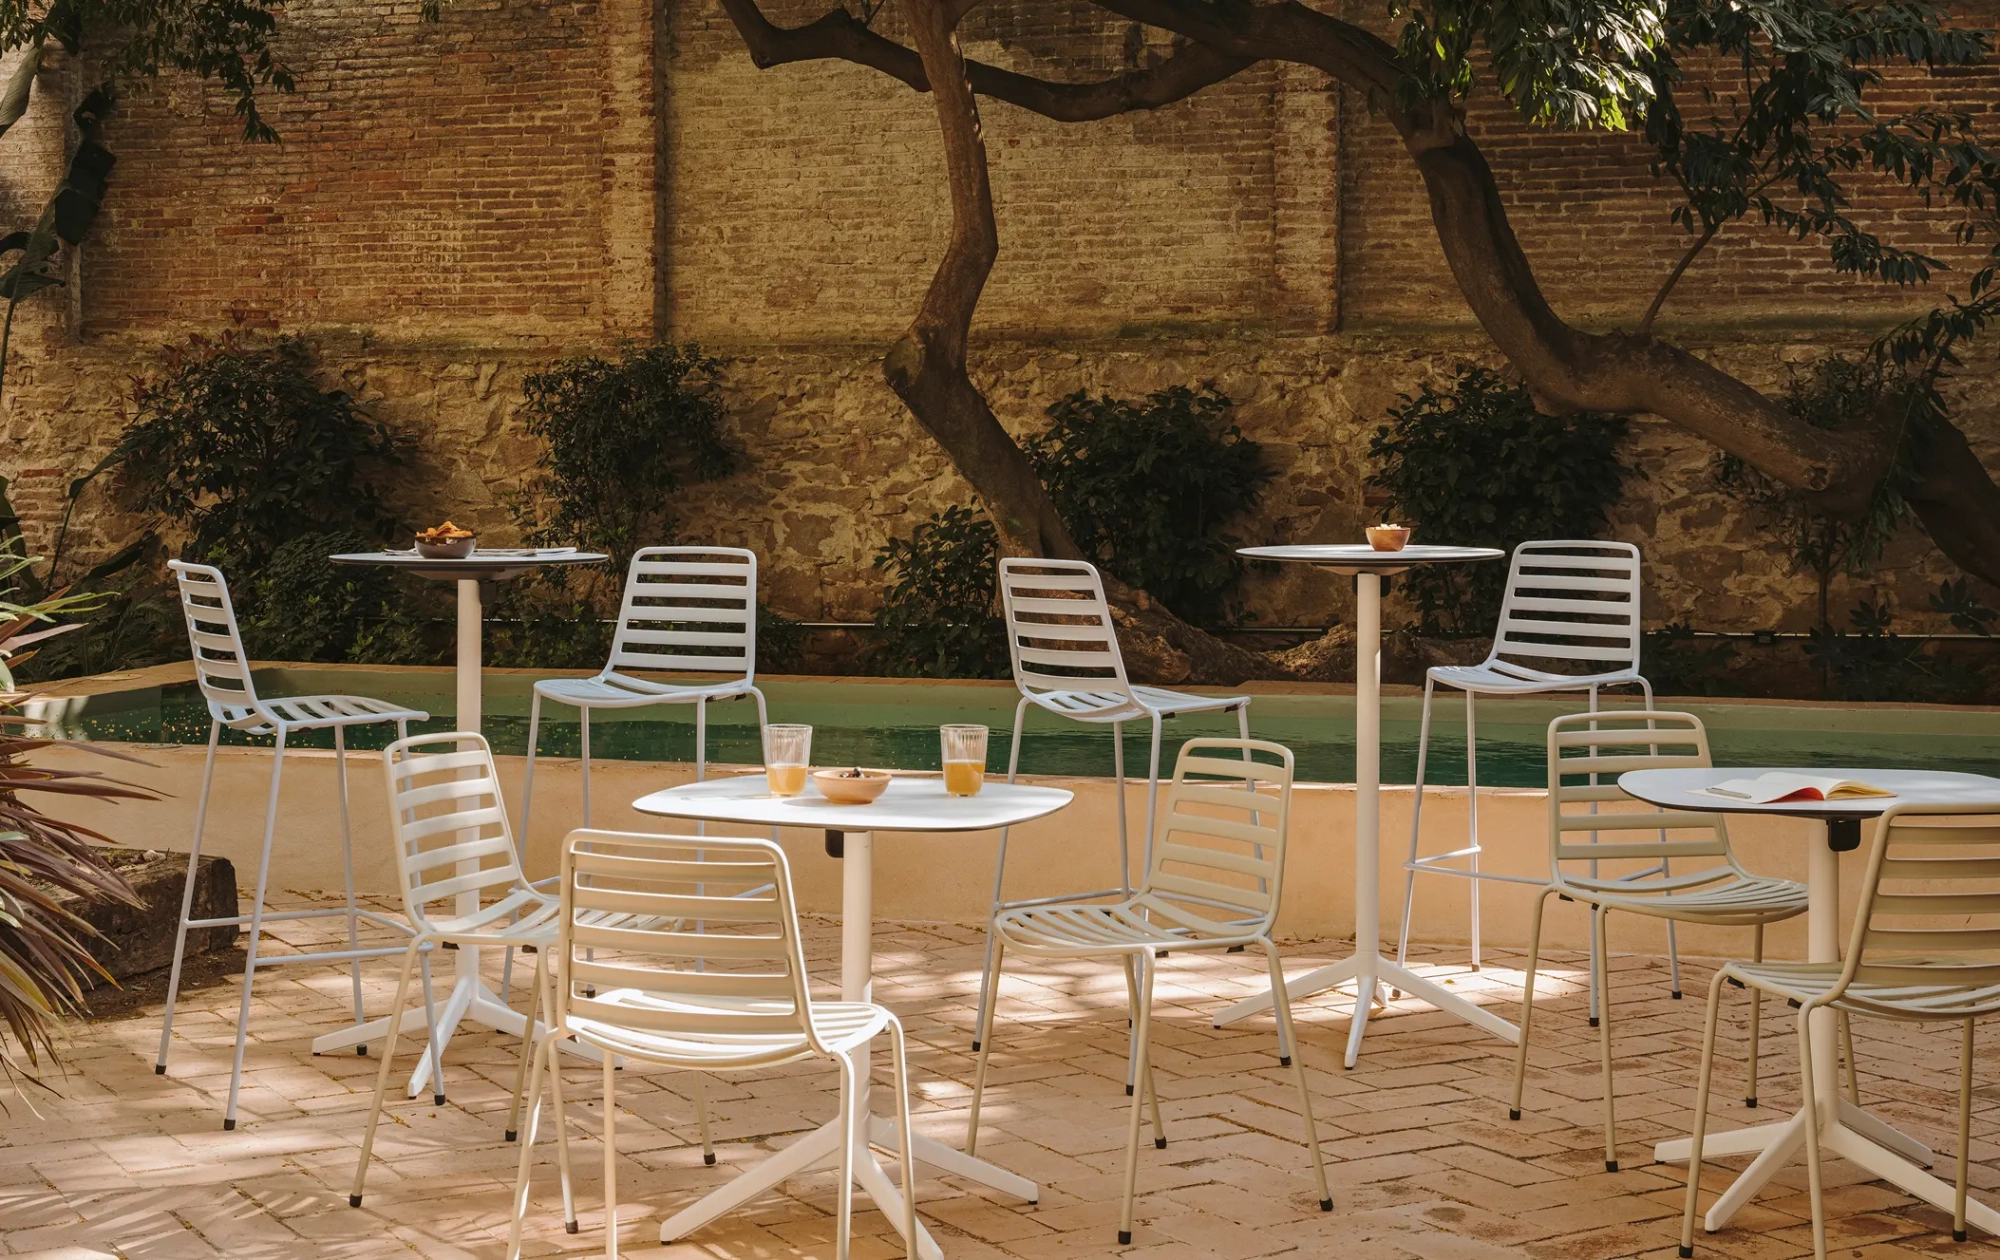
[1396,539,1663,1008]
[153,559,429,1131]
[520,546,769,838]
[507,829,918,1260]
[1510,711,1808,1172]
[349,732,563,1207]
[969,739,1332,1244]
[1680,799,2000,1259]
[973,557,1250,1051]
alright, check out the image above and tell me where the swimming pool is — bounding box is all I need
[22,666,2000,789]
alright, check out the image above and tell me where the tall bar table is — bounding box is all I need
[311,546,606,1097]
[1214,543,1509,1067]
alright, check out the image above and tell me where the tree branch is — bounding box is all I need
[1638,218,1720,335]
[716,0,1249,122]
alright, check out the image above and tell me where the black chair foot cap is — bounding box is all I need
[1028,1200,1038,1207]
[154,1064,166,1075]
[1279,1056,1291,1067]
[1117,1231,1132,1245]
[357,1046,368,1056]
[704,1153,717,1166]
[223,1118,236,1131]
[1745,1097,1758,1109]
[505,1130,518,1142]
[565,1222,579,1235]
[1954,1230,1967,1243]
[1588,1017,1600,1028]
[1678,1246,1692,1258]
[1125,1084,1134,1096]
[971,1040,981,1052]
[1671,990,1683,1000]
[433,1094,446,1106]
[1508,1109,1520,1121]
[1605,1160,1618,1173]
[350,1195,363,1208]
[1226,945,1244,953]
[1318,1198,1332,1213]
[1154,1137,1166,1149]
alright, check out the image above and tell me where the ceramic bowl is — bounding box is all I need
[416,535,477,560]
[812,769,891,804]
[1365,525,1412,552]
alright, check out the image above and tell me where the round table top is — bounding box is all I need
[633,774,1073,833]
[330,548,609,581]
[1619,767,2000,821]
[1239,544,1505,573]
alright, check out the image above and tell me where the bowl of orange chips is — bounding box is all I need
[415,521,477,559]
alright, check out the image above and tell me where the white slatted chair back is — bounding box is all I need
[553,829,821,1067]
[382,733,534,937]
[1837,802,2000,1019]
[998,558,1131,704]
[168,560,268,726]
[1488,541,1642,679]
[1131,739,1293,937]
[605,546,758,681]
[1546,711,1737,892]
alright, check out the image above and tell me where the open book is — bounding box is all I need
[1700,772,1894,804]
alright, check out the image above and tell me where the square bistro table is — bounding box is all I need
[312,547,606,1097]
[1620,765,2000,1237]
[634,774,1072,1260]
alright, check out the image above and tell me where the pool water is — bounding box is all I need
[24,669,2000,788]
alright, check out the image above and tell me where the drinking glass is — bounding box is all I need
[764,724,812,796]
[941,724,988,797]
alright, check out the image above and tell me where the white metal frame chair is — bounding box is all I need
[1680,799,2000,1259]
[507,829,918,1260]
[1510,711,1808,1172]
[520,546,769,838]
[153,559,429,1130]
[1396,540,1663,1008]
[349,732,563,1207]
[969,739,1332,1244]
[973,557,1250,1051]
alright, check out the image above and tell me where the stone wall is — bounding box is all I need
[1,0,1995,642]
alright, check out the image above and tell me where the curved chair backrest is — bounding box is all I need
[1133,739,1294,936]
[168,560,268,727]
[998,558,1131,703]
[605,546,758,682]
[552,829,823,1067]
[1487,541,1643,679]
[1545,711,1735,892]
[1836,800,2000,1019]
[381,732,531,935]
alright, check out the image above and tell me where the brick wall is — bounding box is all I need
[0,0,1995,640]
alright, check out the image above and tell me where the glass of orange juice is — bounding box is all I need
[941,724,988,796]
[764,724,812,796]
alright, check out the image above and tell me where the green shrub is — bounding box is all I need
[1368,365,1629,636]
[1026,385,1268,626]
[237,531,432,665]
[868,506,1007,679]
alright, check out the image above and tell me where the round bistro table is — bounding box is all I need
[1213,544,1508,1067]
[1622,765,2000,1238]
[633,774,1073,1260]
[313,548,607,1096]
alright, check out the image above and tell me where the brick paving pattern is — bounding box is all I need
[3,897,1994,1259]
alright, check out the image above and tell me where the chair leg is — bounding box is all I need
[1840,1011,1860,1106]
[693,1072,716,1165]
[1394,678,1439,989]
[1588,905,1605,1029]
[1746,926,1763,1107]
[1679,968,1731,1257]
[603,1049,619,1260]
[155,720,220,1075]
[1798,1008,1828,1260]
[1141,716,1164,882]
[334,725,366,1039]
[1465,688,1482,971]
[1509,888,1555,1120]
[835,1051,858,1260]
[521,691,545,849]
[349,939,423,1207]
[416,946,446,1105]
[1595,905,1620,1171]
[1123,953,1164,1148]
[972,697,1029,1052]
[1117,953,1158,1246]
[1955,1017,1974,1242]
[547,1024,578,1234]
[887,1018,920,1260]
[505,949,547,1142]
[580,707,593,828]
[507,1032,556,1260]
[223,728,289,1131]
[966,937,1006,1156]
[1264,936,1332,1212]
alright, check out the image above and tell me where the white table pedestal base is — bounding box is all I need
[657,829,1038,1256]
[1215,953,1520,1069]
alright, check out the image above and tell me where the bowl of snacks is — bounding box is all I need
[811,767,891,805]
[1366,523,1412,552]
[415,521,477,559]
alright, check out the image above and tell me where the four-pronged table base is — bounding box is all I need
[1213,953,1518,1069]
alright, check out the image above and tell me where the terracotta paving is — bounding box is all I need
[3,897,1995,1259]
